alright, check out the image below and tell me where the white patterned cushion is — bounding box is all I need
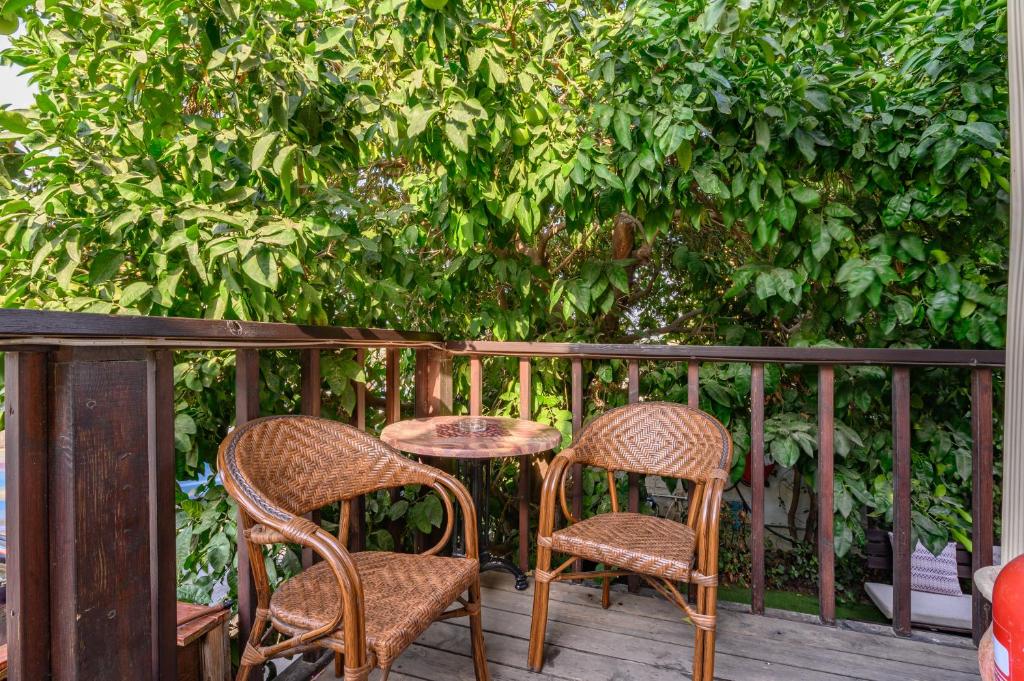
[889,533,963,596]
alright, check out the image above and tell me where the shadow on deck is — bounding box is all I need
[315,572,979,681]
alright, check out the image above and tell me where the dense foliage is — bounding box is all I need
[0,0,1008,604]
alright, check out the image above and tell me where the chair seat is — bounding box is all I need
[270,551,477,666]
[547,512,696,581]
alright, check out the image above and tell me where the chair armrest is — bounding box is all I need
[694,470,728,578]
[537,448,580,539]
[234,507,368,668]
[430,471,480,559]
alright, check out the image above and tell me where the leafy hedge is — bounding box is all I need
[0,0,1007,601]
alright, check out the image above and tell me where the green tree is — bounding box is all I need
[0,0,1008,601]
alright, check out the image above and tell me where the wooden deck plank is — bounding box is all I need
[318,578,980,681]
[473,578,979,680]
[482,574,978,673]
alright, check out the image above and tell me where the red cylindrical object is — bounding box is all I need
[993,554,1024,680]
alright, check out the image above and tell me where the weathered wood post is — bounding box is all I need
[6,347,177,681]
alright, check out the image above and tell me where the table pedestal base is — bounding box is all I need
[480,552,529,591]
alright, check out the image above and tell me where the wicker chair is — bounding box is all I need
[527,402,732,681]
[218,415,490,681]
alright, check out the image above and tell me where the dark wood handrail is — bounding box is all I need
[0,309,442,348]
[445,340,1006,367]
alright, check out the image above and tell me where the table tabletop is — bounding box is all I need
[380,415,562,459]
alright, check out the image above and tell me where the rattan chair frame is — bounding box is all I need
[526,402,732,681]
[217,415,490,681]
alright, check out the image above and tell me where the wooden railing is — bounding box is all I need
[0,309,1005,680]
[0,310,444,681]
[445,340,1004,642]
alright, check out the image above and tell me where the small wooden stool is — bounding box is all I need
[177,602,230,681]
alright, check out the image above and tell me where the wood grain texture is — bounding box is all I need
[570,357,584,542]
[970,368,994,643]
[469,357,482,416]
[234,349,260,666]
[519,357,533,572]
[350,349,367,552]
[381,416,560,459]
[891,367,912,637]
[750,363,766,616]
[319,575,982,681]
[386,348,402,424]
[415,349,453,418]
[4,352,51,681]
[446,340,1004,368]
[0,309,439,348]
[49,348,155,679]
[299,350,321,571]
[148,350,177,681]
[627,360,640,593]
[817,365,836,626]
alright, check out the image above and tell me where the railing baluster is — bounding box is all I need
[5,351,52,681]
[687,360,700,603]
[300,349,321,570]
[891,366,912,636]
[971,367,995,644]
[385,348,402,424]
[627,359,641,593]
[470,356,483,416]
[415,348,453,417]
[688,360,699,408]
[385,348,403,550]
[351,349,367,552]
[571,357,584,570]
[354,349,367,431]
[750,363,766,615]
[519,357,533,572]
[818,365,836,626]
[235,348,261,660]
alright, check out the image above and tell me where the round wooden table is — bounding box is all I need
[381,415,562,590]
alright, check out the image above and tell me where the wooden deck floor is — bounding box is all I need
[317,572,981,681]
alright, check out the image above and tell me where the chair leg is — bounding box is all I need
[701,585,718,681]
[334,652,343,678]
[691,584,706,681]
[235,610,269,681]
[601,577,611,609]
[527,547,553,672]
[468,578,491,681]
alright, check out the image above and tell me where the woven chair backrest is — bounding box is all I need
[571,402,732,482]
[219,415,437,519]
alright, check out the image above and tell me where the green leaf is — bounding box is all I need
[836,258,874,297]
[900,235,926,261]
[693,166,727,197]
[961,121,1001,149]
[882,194,912,228]
[0,109,31,134]
[926,290,959,329]
[933,136,961,170]
[660,125,685,157]
[790,186,820,207]
[120,282,152,306]
[88,250,125,285]
[407,106,437,138]
[778,196,797,231]
[241,250,279,290]
[613,109,632,149]
[754,118,770,150]
[250,132,278,171]
[608,266,629,293]
[445,121,469,152]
